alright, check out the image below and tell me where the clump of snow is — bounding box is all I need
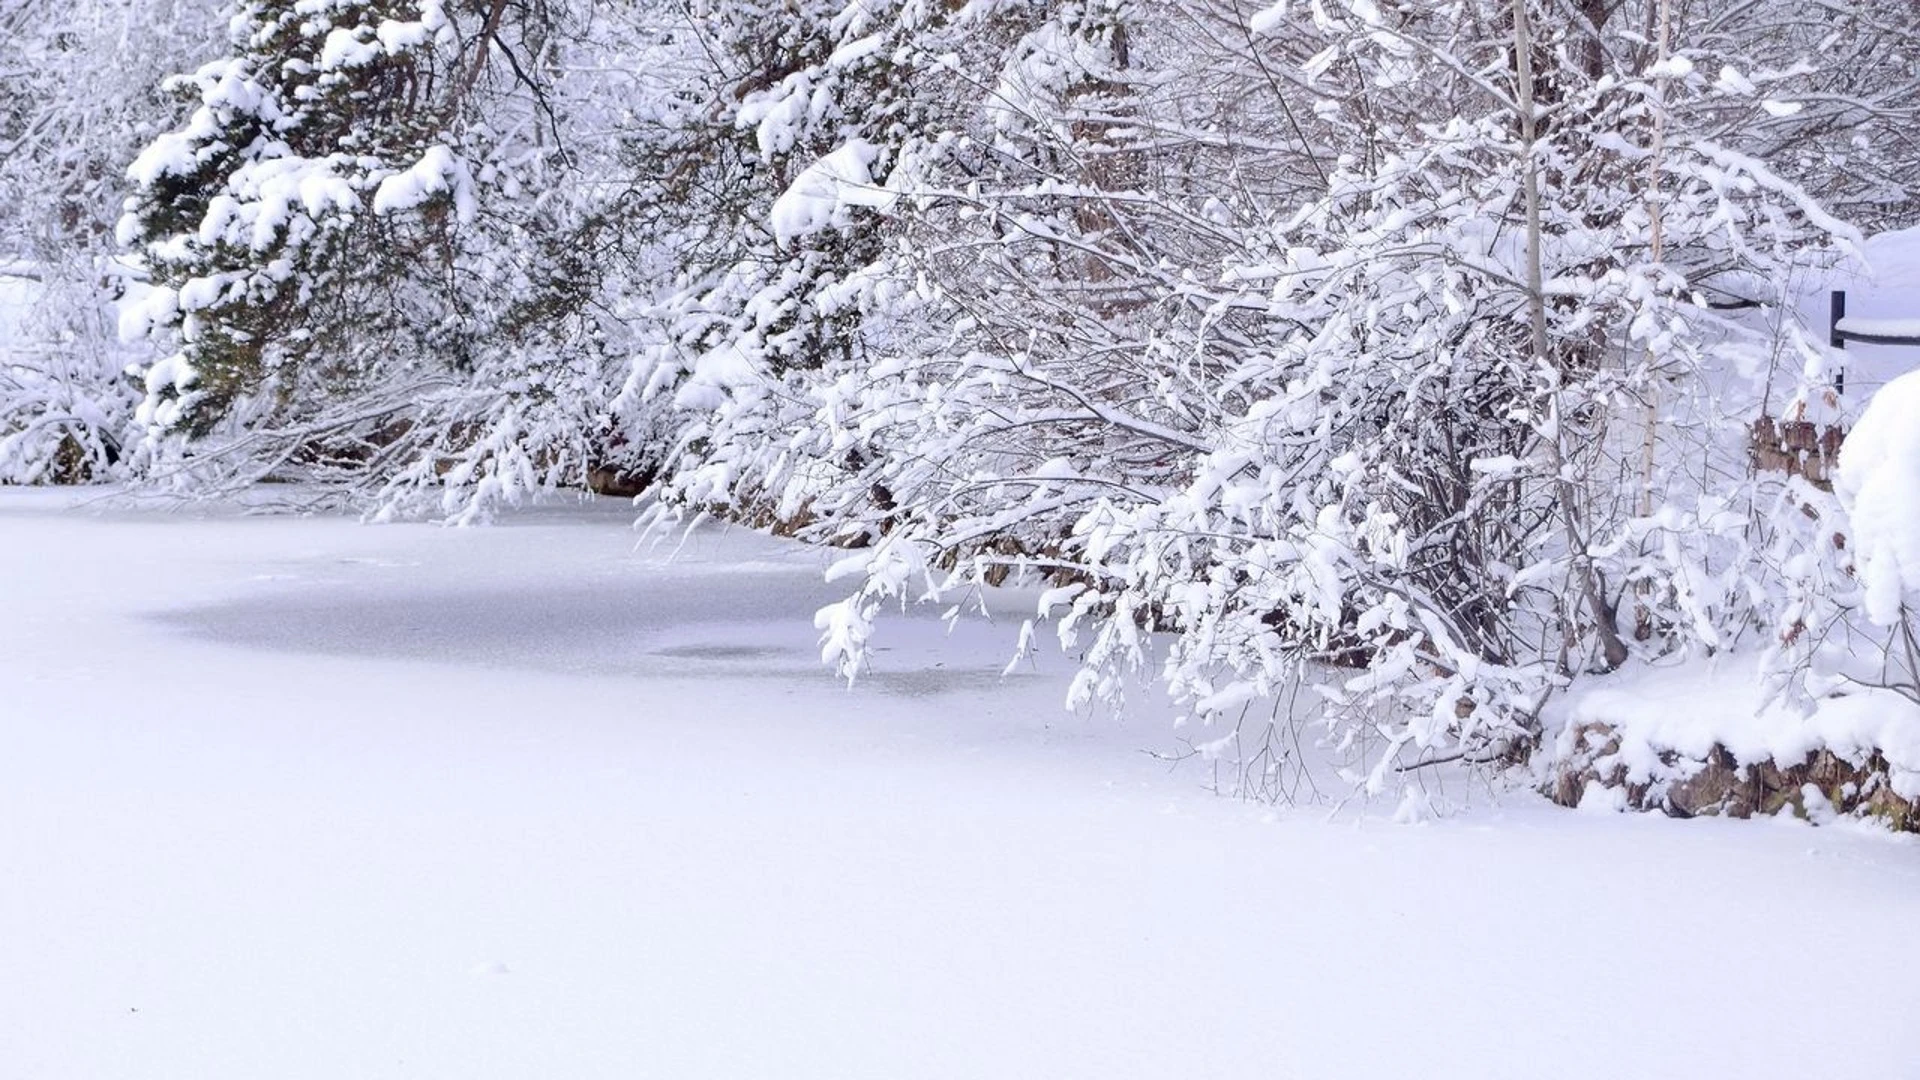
[735,70,822,160]
[1645,54,1695,80]
[320,5,447,68]
[767,141,893,246]
[1835,369,1920,626]
[1714,66,1757,96]
[376,15,433,53]
[118,281,180,343]
[670,342,762,411]
[134,353,202,430]
[319,27,382,70]
[371,145,477,222]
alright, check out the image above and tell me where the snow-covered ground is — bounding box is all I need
[4,489,1918,1080]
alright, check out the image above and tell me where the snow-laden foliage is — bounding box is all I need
[637,0,1872,792]
[1697,0,1920,235]
[1837,370,1920,631]
[0,0,215,483]
[117,0,649,518]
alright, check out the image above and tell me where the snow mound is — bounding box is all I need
[1835,368,1920,625]
[1548,660,1920,810]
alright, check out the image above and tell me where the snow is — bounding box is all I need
[1644,55,1694,80]
[671,342,761,411]
[1836,368,1920,626]
[1552,659,1920,799]
[371,145,476,223]
[1715,66,1757,96]
[1796,225,1920,410]
[0,274,43,361]
[767,140,892,246]
[4,490,1920,1078]
[376,18,432,54]
[1835,316,1920,341]
[126,129,207,187]
[319,28,381,71]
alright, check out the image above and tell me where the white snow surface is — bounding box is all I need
[4,489,1919,1079]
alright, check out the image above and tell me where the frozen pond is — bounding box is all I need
[4,490,1917,1079]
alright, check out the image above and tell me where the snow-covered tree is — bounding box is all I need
[118,0,647,517]
[1705,0,1920,234]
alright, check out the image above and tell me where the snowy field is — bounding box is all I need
[4,489,1919,1080]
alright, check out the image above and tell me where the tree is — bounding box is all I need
[119,0,646,517]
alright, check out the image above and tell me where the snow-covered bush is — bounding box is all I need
[639,0,1866,797]
[0,0,214,485]
[0,269,139,484]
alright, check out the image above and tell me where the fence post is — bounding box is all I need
[1830,289,1847,395]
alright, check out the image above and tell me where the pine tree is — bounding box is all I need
[120,0,638,516]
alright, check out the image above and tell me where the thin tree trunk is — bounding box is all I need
[1513,0,1630,672]
[1634,0,1671,640]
